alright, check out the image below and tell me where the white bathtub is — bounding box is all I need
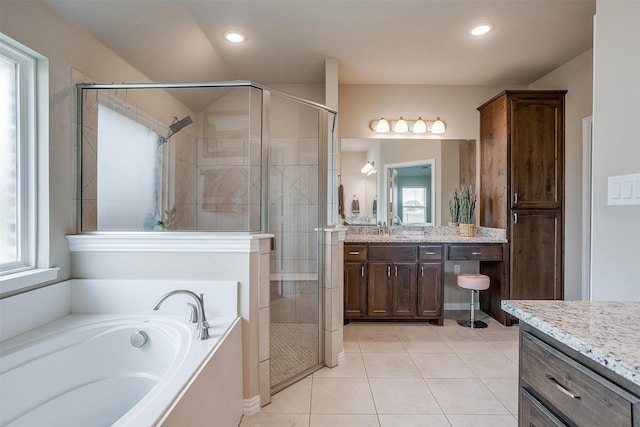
[0,313,241,427]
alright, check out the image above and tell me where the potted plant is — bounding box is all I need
[448,188,460,226]
[457,185,476,237]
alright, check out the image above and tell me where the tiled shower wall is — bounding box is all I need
[79,85,198,231]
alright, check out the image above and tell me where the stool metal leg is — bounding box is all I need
[457,289,488,329]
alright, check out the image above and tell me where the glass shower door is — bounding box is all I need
[268,93,324,391]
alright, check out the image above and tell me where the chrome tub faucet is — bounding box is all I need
[152,290,210,340]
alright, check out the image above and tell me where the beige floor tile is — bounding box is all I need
[443,338,501,354]
[378,414,452,427]
[399,334,454,354]
[502,350,519,366]
[240,413,310,427]
[393,324,440,336]
[369,378,442,415]
[446,414,517,427]
[343,339,362,353]
[353,323,399,337]
[362,353,421,378]
[481,378,519,414]
[311,378,376,414]
[358,336,406,353]
[313,353,367,378]
[457,353,518,379]
[411,353,475,379]
[310,414,380,427]
[426,378,510,415]
[261,375,312,414]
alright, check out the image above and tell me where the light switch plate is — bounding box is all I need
[608,173,640,205]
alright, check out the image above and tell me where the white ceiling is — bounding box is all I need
[45,0,595,109]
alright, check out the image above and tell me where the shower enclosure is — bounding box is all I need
[76,81,337,392]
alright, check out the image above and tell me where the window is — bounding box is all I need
[401,187,427,224]
[0,35,54,294]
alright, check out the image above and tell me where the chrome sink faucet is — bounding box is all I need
[152,290,210,340]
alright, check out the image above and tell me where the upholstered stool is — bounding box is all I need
[457,273,490,329]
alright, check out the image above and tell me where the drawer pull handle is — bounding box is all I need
[387,265,391,276]
[472,252,482,255]
[547,376,580,399]
[424,252,436,255]
[349,251,360,255]
[361,265,364,277]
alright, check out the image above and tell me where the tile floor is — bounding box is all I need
[240,311,520,427]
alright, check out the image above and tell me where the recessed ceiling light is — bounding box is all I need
[468,24,493,37]
[223,31,246,43]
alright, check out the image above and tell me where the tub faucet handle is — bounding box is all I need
[186,303,198,323]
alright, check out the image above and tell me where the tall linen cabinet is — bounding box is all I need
[478,90,566,325]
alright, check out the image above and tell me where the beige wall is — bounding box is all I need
[591,1,640,301]
[529,49,594,300]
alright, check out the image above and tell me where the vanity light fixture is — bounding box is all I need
[370,117,446,134]
[361,161,374,174]
[223,31,247,43]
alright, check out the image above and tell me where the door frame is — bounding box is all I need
[582,116,593,301]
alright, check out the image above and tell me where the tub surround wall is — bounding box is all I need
[66,233,272,413]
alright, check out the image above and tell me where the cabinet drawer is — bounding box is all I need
[521,332,638,427]
[368,245,416,261]
[447,244,503,261]
[344,245,367,261]
[418,245,443,260]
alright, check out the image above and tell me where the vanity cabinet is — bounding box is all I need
[344,245,367,318]
[344,243,444,324]
[519,329,640,427]
[479,90,566,323]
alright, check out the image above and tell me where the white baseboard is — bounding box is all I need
[243,395,261,415]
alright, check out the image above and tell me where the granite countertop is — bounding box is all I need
[501,300,640,387]
[344,225,507,244]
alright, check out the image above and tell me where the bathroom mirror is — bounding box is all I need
[340,138,476,226]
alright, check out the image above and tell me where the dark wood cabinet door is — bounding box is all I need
[344,262,367,318]
[511,210,563,300]
[417,262,442,318]
[519,389,566,427]
[511,97,564,209]
[392,263,417,317]
[367,262,392,317]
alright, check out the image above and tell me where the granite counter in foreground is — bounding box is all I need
[501,300,640,387]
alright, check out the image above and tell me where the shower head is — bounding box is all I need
[169,116,193,134]
[158,116,193,145]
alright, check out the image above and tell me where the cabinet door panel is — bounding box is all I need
[511,98,564,209]
[519,388,566,427]
[392,263,417,317]
[344,262,367,318]
[511,210,562,300]
[417,262,442,318]
[368,263,392,317]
